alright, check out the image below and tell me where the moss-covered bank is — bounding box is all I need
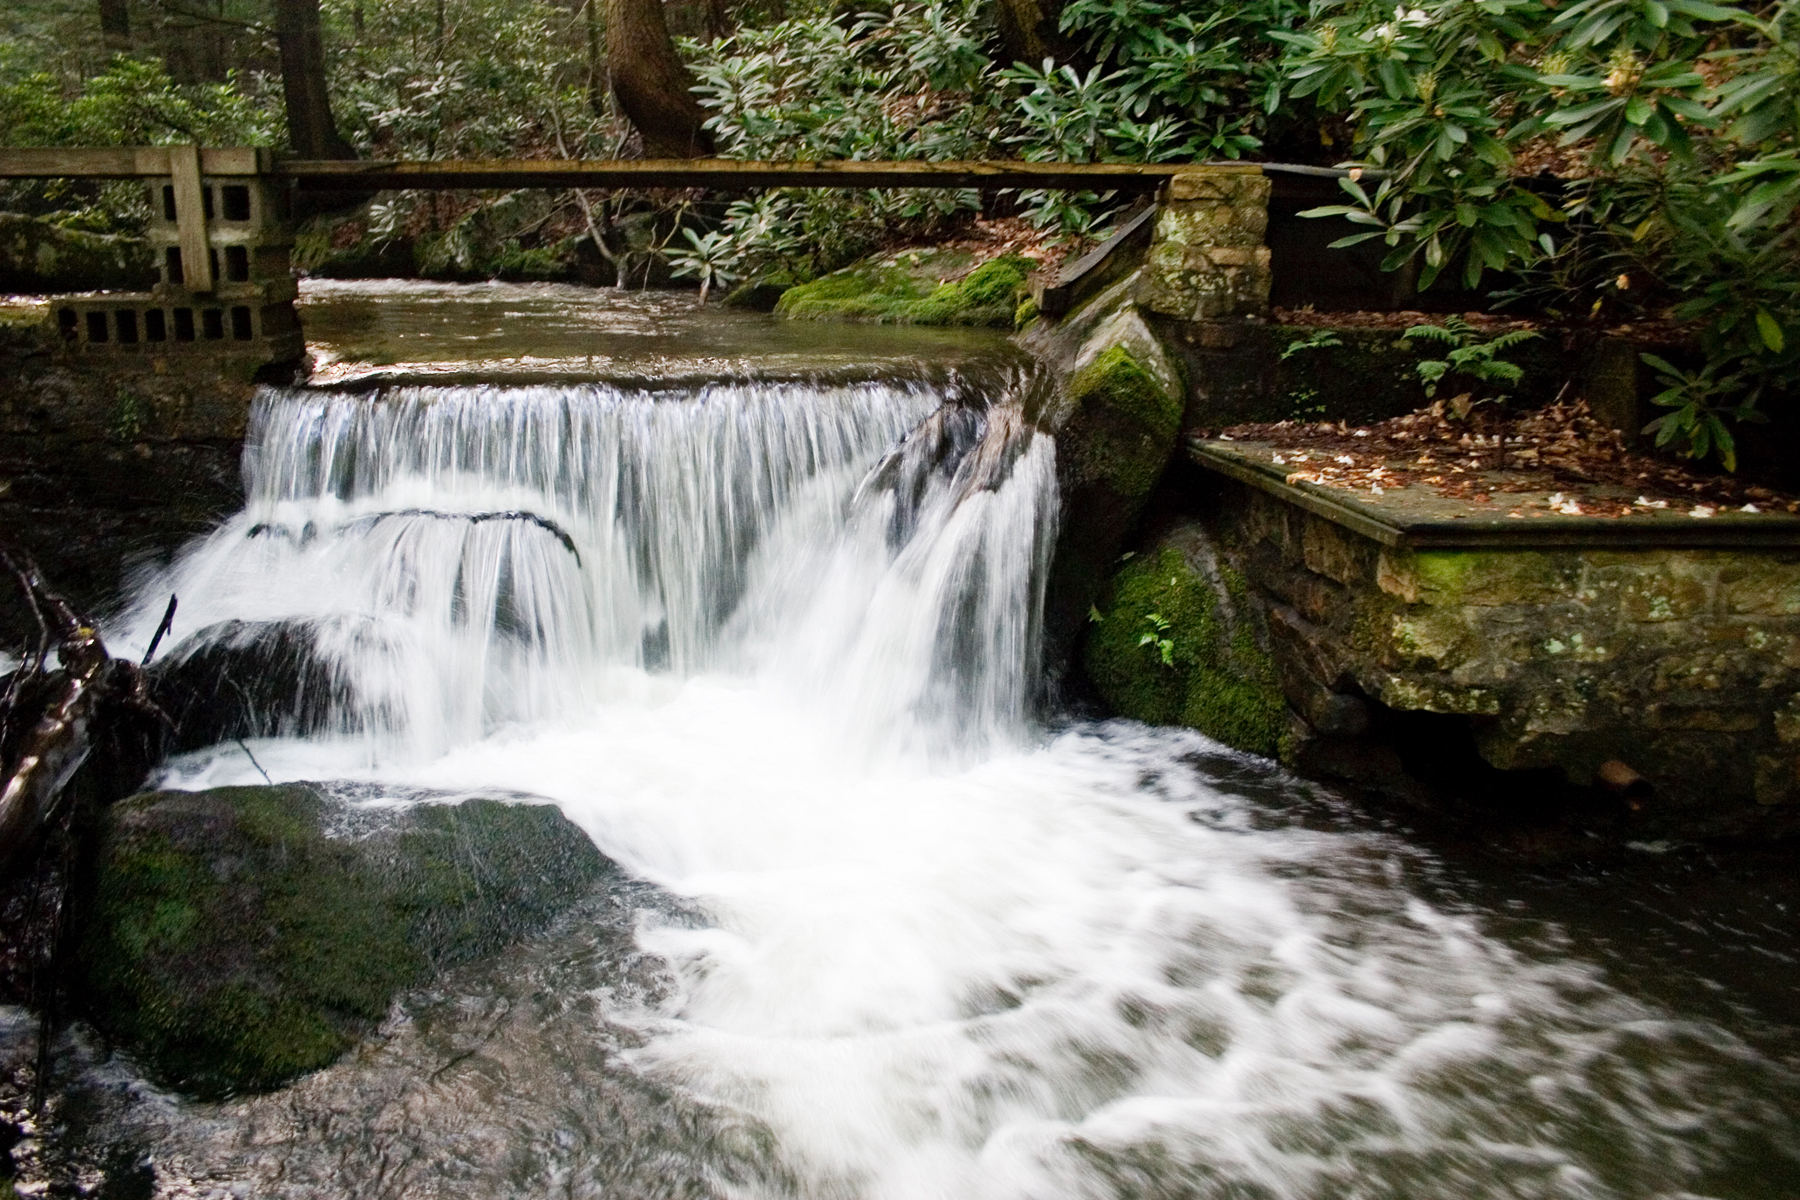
[775,252,1033,327]
[0,213,155,294]
[80,784,609,1096]
[1085,544,1287,757]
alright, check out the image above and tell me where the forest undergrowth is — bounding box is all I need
[1,0,1796,465]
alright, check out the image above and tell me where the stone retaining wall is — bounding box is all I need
[0,323,267,642]
[1194,470,1800,838]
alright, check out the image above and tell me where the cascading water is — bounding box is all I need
[126,374,1052,766]
[63,366,1800,1198]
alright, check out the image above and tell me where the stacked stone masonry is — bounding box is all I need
[1207,477,1800,836]
[1135,167,1273,323]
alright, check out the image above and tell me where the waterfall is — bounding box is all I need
[121,373,1056,764]
[91,361,1797,1200]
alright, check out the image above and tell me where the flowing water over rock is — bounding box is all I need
[5,290,1797,1199]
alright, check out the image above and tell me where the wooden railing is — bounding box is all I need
[0,148,1356,195]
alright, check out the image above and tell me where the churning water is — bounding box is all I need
[40,361,1800,1198]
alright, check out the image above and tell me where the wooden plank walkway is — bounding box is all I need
[0,149,1356,195]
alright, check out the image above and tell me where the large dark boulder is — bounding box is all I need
[148,619,350,751]
[78,784,610,1097]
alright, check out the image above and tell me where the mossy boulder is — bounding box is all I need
[79,784,610,1097]
[1030,282,1188,649]
[1085,544,1287,757]
[1061,342,1183,499]
[774,251,1032,326]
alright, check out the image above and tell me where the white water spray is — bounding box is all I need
[114,375,1795,1200]
[124,377,1051,764]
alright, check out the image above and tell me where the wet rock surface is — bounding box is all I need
[1084,536,1286,758]
[147,621,351,752]
[6,882,779,1200]
[1023,273,1186,652]
[78,784,612,1096]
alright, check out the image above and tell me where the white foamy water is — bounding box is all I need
[107,378,1795,1199]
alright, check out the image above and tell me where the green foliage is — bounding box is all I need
[666,226,739,303]
[685,2,1005,280]
[0,56,278,148]
[1403,316,1541,414]
[1639,351,1767,470]
[1044,0,1305,159]
[1284,0,1798,465]
[321,0,605,159]
[1138,611,1176,666]
[1278,328,1343,360]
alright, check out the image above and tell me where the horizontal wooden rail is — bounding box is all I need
[0,149,1365,194]
[0,147,272,177]
[273,158,1217,191]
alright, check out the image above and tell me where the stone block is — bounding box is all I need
[1162,205,1263,249]
[1723,558,1800,615]
[1192,320,1246,349]
[1167,170,1271,205]
[1646,704,1762,731]
[1189,245,1263,269]
[1413,550,1575,607]
[1386,609,1471,670]
[1536,628,1617,663]
[1136,244,1203,319]
[1755,755,1800,805]
[1375,673,1502,715]
[1595,565,1716,622]
[1650,650,1756,693]
[1301,516,1368,586]
[1776,694,1800,744]
[1518,686,1591,736]
[1376,550,1419,602]
[1288,569,1350,628]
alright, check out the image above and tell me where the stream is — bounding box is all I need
[4,282,1798,1199]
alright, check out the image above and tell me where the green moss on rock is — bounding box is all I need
[775,254,1032,327]
[80,784,608,1097]
[1085,547,1287,756]
[1064,344,1183,499]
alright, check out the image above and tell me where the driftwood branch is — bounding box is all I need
[0,546,164,875]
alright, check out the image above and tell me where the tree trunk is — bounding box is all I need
[605,0,715,158]
[273,0,356,159]
[584,0,607,121]
[98,0,131,52]
[705,0,730,40]
[993,0,1076,65]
